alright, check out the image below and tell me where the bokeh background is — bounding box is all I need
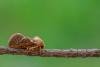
[0,0,100,67]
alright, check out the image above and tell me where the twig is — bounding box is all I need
[0,46,100,58]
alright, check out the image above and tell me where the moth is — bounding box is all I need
[8,33,44,52]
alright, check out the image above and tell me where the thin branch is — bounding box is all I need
[0,46,100,57]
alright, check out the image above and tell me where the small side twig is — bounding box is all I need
[0,46,100,58]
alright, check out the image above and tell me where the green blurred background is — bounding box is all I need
[0,0,100,67]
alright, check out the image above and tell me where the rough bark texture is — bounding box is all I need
[0,46,100,58]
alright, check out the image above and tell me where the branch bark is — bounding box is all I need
[0,46,100,58]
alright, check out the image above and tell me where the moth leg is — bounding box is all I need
[27,46,42,53]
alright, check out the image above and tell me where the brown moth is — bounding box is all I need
[8,33,25,49]
[29,36,44,51]
[8,33,44,52]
